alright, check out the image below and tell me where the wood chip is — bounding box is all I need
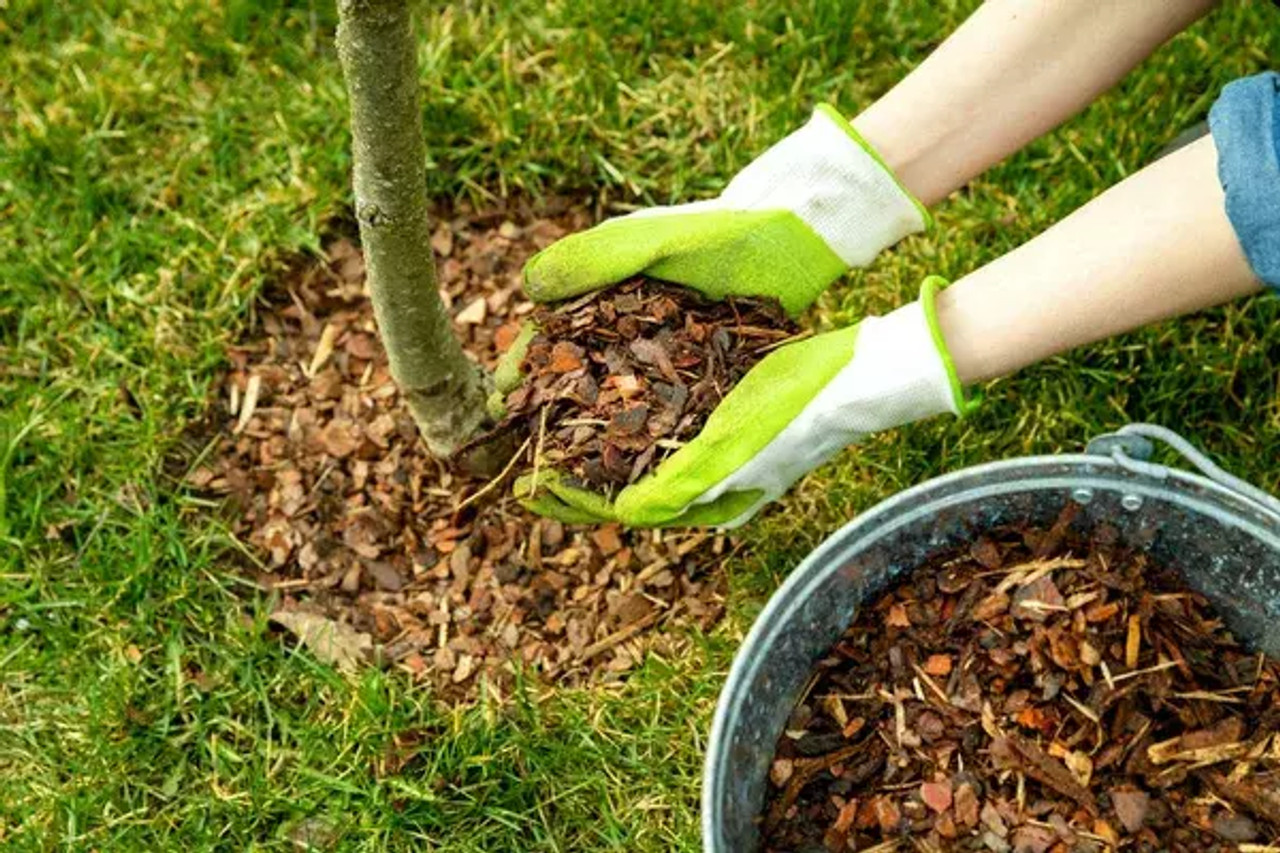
[920,780,953,813]
[1125,614,1142,669]
[455,296,487,325]
[269,609,372,674]
[307,323,339,377]
[233,374,260,434]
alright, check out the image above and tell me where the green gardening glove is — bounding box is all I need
[523,105,930,317]
[514,278,975,528]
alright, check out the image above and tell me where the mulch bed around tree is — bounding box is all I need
[184,201,731,702]
[503,278,800,495]
[762,505,1280,852]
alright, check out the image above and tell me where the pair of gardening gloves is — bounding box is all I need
[503,105,973,529]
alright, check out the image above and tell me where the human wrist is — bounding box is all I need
[813,104,932,231]
[850,102,945,207]
[932,267,1027,386]
[718,105,931,271]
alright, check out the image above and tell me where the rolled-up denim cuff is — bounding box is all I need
[1208,71,1280,293]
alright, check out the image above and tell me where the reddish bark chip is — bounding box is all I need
[923,654,953,676]
[590,524,623,556]
[920,780,953,813]
[548,341,585,373]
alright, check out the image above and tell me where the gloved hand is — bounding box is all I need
[513,278,974,529]
[523,105,930,317]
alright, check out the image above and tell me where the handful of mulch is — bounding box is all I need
[763,505,1280,852]
[503,277,800,495]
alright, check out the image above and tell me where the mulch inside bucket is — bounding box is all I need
[761,503,1280,851]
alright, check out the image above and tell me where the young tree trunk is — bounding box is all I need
[335,0,489,457]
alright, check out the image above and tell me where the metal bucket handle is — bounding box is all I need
[1086,423,1280,522]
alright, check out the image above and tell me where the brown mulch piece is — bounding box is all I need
[502,278,799,495]
[762,505,1280,852]
[186,201,729,702]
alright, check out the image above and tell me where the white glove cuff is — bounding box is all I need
[696,286,964,528]
[720,104,930,267]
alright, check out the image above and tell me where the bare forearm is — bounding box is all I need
[936,136,1261,385]
[854,0,1218,205]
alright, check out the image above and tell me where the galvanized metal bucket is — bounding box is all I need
[702,424,1280,853]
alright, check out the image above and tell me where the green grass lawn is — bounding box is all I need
[3,1,1278,849]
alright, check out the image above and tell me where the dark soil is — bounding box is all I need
[503,277,799,496]
[185,201,731,702]
[762,505,1280,852]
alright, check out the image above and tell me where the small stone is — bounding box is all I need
[429,224,453,257]
[1211,815,1259,842]
[433,645,456,672]
[455,296,487,325]
[981,801,1008,836]
[366,561,402,592]
[981,830,1011,853]
[540,519,564,548]
[1011,825,1055,853]
[452,653,477,683]
[769,758,794,787]
[340,562,362,593]
[1110,788,1149,833]
[915,711,946,742]
[449,543,472,583]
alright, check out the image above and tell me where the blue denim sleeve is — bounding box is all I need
[1208,72,1280,293]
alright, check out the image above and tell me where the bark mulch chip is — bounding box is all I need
[186,202,731,702]
[503,278,800,495]
[762,505,1280,852]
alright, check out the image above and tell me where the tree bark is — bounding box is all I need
[335,0,488,457]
